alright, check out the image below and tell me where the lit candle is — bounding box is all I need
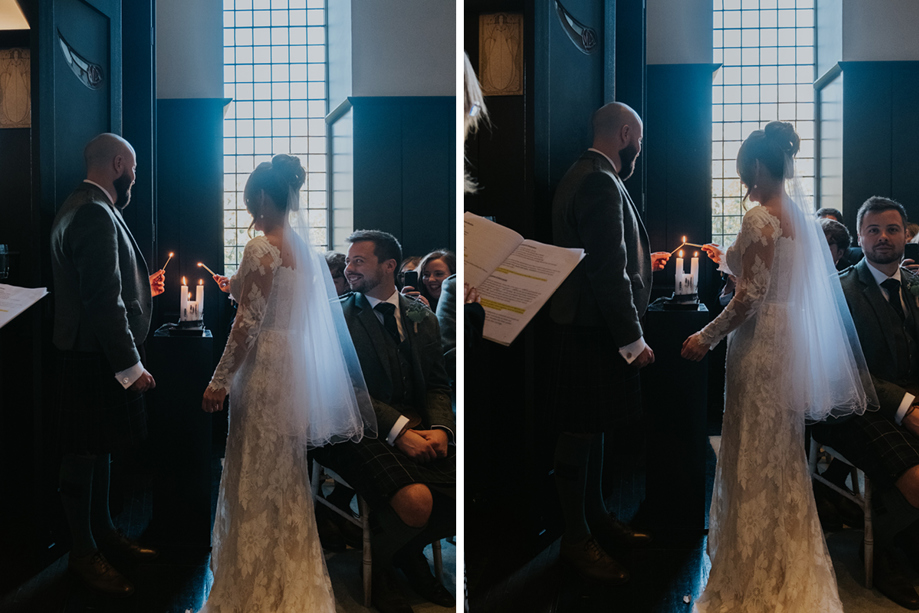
[676,250,684,294]
[690,251,700,293]
[180,276,188,321]
[196,280,204,320]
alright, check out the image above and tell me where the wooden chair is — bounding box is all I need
[808,438,873,588]
[310,461,444,606]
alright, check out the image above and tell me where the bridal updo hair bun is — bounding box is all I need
[763,121,800,159]
[245,154,306,214]
[736,120,801,190]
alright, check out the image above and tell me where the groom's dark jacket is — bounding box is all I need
[51,182,152,371]
[339,292,455,437]
[839,259,919,421]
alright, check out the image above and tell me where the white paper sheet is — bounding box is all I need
[0,284,48,329]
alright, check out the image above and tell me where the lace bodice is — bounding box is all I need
[698,206,791,348]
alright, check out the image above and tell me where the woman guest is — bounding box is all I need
[418,250,455,311]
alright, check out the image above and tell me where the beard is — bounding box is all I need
[347,270,381,294]
[865,242,903,265]
[113,171,133,209]
[618,142,639,180]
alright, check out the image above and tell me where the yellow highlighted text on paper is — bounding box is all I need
[494,267,547,282]
[480,299,525,314]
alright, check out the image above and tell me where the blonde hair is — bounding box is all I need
[464,52,488,194]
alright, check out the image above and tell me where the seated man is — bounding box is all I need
[813,196,919,610]
[313,230,455,613]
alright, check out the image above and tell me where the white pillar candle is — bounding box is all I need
[180,276,188,321]
[675,250,684,294]
[690,252,700,293]
[196,280,204,320]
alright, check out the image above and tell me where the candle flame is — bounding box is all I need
[694,251,699,257]
[197,262,203,267]
[198,279,203,285]
[182,276,186,285]
[679,250,684,257]
[188,292,193,300]
[682,235,687,243]
[169,252,174,257]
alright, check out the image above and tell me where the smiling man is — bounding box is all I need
[313,229,456,613]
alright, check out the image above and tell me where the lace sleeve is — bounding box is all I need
[208,237,280,392]
[698,207,778,348]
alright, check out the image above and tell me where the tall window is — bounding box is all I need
[712,0,815,246]
[223,0,329,275]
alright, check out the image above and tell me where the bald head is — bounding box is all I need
[591,103,643,179]
[592,102,641,142]
[83,133,137,209]
[84,133,134,172]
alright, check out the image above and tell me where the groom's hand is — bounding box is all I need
[634,346,655,369]
[651,252,670,271]
[395,430,437,462]
[416,429,449,458]
[904,406,919,438]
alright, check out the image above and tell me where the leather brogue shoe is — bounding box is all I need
[370,567,414,613]
[100,529,158,562]
[69,550,134,597]
[395,549,455,607]
[591,514,652,549]
[874,549,919,610]
[559,535,629,583]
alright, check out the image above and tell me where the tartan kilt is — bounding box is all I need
[54,350,148,455]
[312,436,456,510]
[812,410,919,489]
[552,324,643,434]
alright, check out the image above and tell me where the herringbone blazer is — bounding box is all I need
[340,292,455,437]
[550,150,652,347]
[50,182,152,372]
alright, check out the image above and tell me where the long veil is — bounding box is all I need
[269,187,376,448]
[782,176,878,423]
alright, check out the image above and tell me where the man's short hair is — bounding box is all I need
[324,251,346,276]
[816,207,843,221]
[819,218,851,251]
[346,230,403,266]
[856,196,908,232]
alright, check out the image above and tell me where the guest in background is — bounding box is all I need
[820,217,852,269]
[908,223,919,243]
[817,207,844,222]
[818,206,864,267]
[397,256,421,290]
[324,251,350,297]
[418,249,455,312]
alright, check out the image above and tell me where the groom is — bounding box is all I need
[813,196,919,610]
[50,133,162,597]
[314,230,455,613]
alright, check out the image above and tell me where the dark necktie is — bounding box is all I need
[374,302,401,342]
[882,278,905,321]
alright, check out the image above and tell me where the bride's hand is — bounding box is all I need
[681,333,709,362]
[701,244,723,264]
[213,274,231,293]
[202,386,227,412]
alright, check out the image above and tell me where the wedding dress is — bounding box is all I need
[201,233,373,612]
[693,205,851,612]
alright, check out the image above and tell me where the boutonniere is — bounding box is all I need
[906,276,919,300]
[405,299,428,333]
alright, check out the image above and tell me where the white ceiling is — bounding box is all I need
[0,0,28,31]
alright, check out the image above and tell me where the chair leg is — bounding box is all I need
[359,495,372,608]
[310,461,322,498]
[808,439,820,474]
[432,538,443,582]
[864,477,873,590]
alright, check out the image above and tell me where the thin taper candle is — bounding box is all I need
[161,252,174,271]
[197,262,218,277]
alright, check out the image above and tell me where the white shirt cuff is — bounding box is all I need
[896,393,916,425]
[115,362,144,389]
[387,415,411,446]
[619,337,647,365]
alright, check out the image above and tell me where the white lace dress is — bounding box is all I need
[201,236,335,612]
[693,206,844,612]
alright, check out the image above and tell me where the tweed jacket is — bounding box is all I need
[340,292,455,437]
[50,182,152,372]
[550,150,652,347]
[840,258,919,421]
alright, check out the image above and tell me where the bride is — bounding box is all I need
[199,154,376,611]
[682,121,876,611]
